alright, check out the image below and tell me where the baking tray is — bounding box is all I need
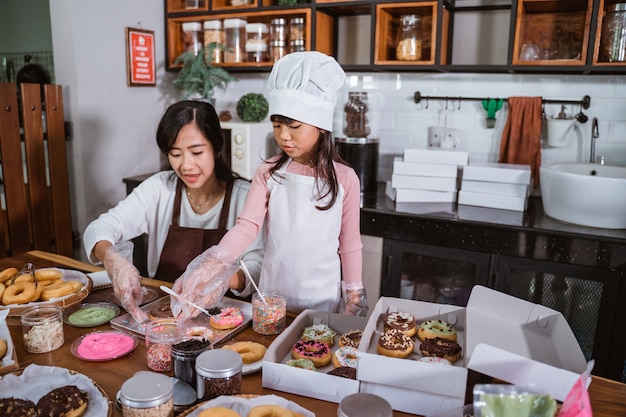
[110,296,252,345]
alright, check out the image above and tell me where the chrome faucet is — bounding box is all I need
[590,117,599,163]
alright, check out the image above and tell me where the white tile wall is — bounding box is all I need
[214,72,626,186]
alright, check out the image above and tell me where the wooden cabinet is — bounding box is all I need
[163,0,626,74]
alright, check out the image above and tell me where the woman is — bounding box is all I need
[171,52,368,319]
[83,101,264,323]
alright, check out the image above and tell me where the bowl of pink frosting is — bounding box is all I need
[71,330,138,361]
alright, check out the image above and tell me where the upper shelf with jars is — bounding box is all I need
[164,0,626,73]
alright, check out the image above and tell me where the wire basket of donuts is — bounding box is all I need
[177,394,314,417]
[0,266,93,317]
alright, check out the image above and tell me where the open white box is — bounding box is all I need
[357,285,588,415]
[262,310,368,404]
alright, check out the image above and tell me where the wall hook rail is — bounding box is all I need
[413,91,591,110]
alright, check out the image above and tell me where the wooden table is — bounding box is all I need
[3,251,626,417]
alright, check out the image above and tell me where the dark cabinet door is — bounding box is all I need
[493,255,623,381]
[382,240,492,306]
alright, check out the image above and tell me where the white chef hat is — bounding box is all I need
[268,51,346,131]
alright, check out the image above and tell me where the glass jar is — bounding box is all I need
[246,23,269,63]
[223,18,247,63]
[270,18,288,44]
[145,319,184,372]
[343,92,371,138]
[203,20,224,64]
[22,305,64,353]
[182,22,203,56]
[396,14,422,61]
[120,372,174,417]
[252,291,286,335]
[195,349,243,401]
[290,39,305,53]
[290,17,305,44]
[270,40,287,62]
[171,337,212,386]
[600,3,626,62]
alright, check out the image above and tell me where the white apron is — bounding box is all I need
[260,161,343,313]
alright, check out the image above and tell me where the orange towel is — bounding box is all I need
[499,96,543,188]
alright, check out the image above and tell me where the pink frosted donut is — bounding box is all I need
[209,307,244,330]
[292,340,331,367]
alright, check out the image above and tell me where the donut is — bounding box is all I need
[384,312,416,337]
[417,319,457,341]
[286,358,316,371]
[0,267,18,284]
[209,307,244,330]
[198,407,240,417]
[377,329,414,359]
[149,302,174,320]
[2,281,37,305]
[248,404,295,417]
[40,281,75,301]
[223,341,266,364]
[0,398,36,416]
[332,346,358,368]
[292,340,331,367]
[35,269,64,281]
[0,337,7,358]
[36,385,89,417]
[31,282,44,302]
[301,324,336,346]
[0,283,5,301]
[419,356,452,366]
[420,337,463,363]
[338,329,362,348]
[66,280,84,292]
[327,366,357,379]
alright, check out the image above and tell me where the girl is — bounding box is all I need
[83,101,264,322]
[172,52,368,318]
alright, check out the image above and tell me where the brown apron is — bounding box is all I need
[154,180,233,282]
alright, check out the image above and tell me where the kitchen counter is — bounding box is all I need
[360,183,626,271]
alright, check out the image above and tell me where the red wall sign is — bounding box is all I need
[126,28,156,86]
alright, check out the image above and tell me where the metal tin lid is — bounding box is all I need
[290,39,305,46]
[336,137,379,144]
[270,40,287,47]
[337,393,393,417]
[290,17,305,24]
[608,3,626,12]
[195,348,243,378]
[120,372,174,409]
[271,18,287,25]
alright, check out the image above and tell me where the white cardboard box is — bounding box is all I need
[458,189,528,211]
[403,149,469,166]
[461,179,529,197]
[356,286,587,415]
[393,157,459,178]
[262,310,367,404]
[392,174,458,192]
[386,181,458,203]
[462,163,531,184]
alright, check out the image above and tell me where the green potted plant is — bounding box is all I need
[172,43,237,102]
[236,93,269,122]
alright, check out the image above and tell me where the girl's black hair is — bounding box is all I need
[269,115,348,210]
[156,100,241,182]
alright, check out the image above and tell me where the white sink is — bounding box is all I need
[540,163,626,229]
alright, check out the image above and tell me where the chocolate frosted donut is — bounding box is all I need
[327,366,357,379]
[377,329,414,358]
[420,337,463,363]
[384,312,416,337]
[36,385,89,417]
[0,398,36,417]
[149,302,174,320]
[338,329,362,348]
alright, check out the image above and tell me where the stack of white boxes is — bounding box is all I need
[385,149,469,203]
[458,163,532,211]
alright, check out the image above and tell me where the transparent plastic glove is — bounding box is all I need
[103,241,148,324]
[341,281,369,317]
[170,246,238,321]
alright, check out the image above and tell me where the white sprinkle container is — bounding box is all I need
[21,305,64,353]
[120,372,174,417]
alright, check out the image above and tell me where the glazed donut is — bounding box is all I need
[420,337,463,363]
[40,281,74,301]
[338,329,362,348]
[2,281,37,305]
[198,407,240,417]
[417,319,457,341]
[30,282,44,302]
[286,358,316,371]
[301,323,336,346]
[223,341,266,364]
[209,307,244,330]
[292,340,331,367]
[0,267,18,284]
[35,269,64,281]
[248,404,294,417]
[332,346,358,368]
[384,312,416,337]
[377,329,414,359]
[66,280,84,292]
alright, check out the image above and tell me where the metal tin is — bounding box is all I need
[337,393,393,417]
[195,349,243,400]
[120,372,174,416]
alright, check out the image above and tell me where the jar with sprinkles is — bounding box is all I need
[252,290,286,335]
[145,319,184,372]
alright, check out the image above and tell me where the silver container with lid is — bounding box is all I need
[120,372,174,417]
[195,348,243,400]
[337,393,393,417]
[600,3,626,62]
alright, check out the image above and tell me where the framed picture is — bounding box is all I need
[126,27,156,86]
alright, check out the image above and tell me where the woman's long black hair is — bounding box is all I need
[269,115,348,211]
[156,100,242,182]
